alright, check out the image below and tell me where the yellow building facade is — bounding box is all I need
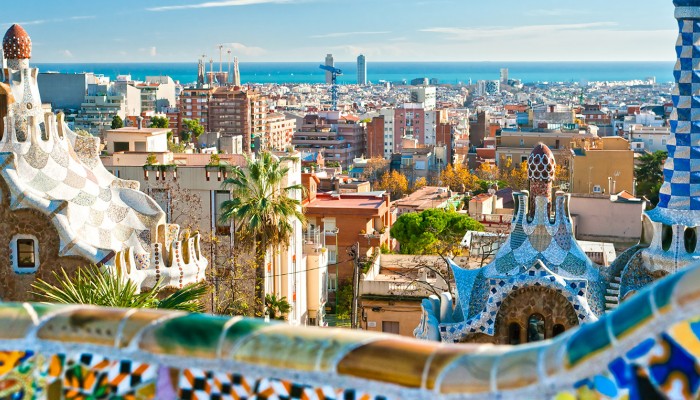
[569,136,634,195]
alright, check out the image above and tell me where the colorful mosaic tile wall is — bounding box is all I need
[0,261,700,398]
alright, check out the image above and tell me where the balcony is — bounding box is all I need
[360,229,390,248]
[304,228,325,249]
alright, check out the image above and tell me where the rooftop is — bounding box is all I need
[106,127,170,136]
[305,192,387,212]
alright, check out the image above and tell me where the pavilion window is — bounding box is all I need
[527,314,546,343]
[17,239,35,268]
[12,235,39,273]
[552,324,566,338]
[508,323,521,345]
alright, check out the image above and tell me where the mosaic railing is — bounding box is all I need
[2,262,700,399]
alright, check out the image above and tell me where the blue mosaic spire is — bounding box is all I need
[652,1,700,224]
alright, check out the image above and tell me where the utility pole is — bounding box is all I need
[349,242,361,329]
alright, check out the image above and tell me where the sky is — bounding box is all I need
[6,0,678,63]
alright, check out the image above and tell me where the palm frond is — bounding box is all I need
[31,265,205,311]
[157,281,208,312]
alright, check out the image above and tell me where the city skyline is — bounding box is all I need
[7,0,677,63]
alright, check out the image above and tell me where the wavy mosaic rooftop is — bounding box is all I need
[0,24,206,298]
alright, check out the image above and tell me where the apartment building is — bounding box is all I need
[179,86,214,131]
[102,145,322,326]
[260,112,296,152]
[302,173,393,284]
[292,111,366,169]
[569,136,635,195]
[209,87,267,153]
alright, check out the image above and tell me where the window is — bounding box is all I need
[382,321,400,334]
[509,323,521,345]
[552,324,566,337]
[592,185,602,193]
[327,245,338,264]
[113,142,129,152]
[17,240,35,268]
[328,273,337,292]
[527,314,545,343]
[12,235,39,273]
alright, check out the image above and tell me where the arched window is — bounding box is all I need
[508,323,521,345]
[527,314,545,343]
[552,324,566,337]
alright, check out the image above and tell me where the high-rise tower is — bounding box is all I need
[357,54,367,85]
[233,56,241,87]
[324,54,334,85]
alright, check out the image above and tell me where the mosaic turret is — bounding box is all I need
[0,24,207,292]
[630,1,700,278]
[415,144,605,343]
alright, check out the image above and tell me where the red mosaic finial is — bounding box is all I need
[528,143,556,182]
[528,143,556,215]
[3,24,31,59]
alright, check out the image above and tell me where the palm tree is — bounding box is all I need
[219,152,305,315]
[31,265,207,313]
[265,293,291,320]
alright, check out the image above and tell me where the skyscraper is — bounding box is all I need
[233,56,241,87]
[500,68,509,84]
[325,54,334,84]
[357,54,367,85]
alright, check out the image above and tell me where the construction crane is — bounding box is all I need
[319,64,343,111]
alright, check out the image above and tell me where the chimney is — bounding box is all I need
[137,116,144,130]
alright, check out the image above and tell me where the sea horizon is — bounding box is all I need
[33,61,675,86]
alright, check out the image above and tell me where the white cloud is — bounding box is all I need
[310,31,390,39]
[147,0,296,11]
[150,46,157,56]
[62,49,73,57]
[1,16,95,27]
[1,20,47,27]
[421,22,618,41]
[524,9,589,17]
[68,16,96,21]
[222,42,266,57]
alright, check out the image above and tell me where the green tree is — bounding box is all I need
[149,115,170,129]
[335,279,354,319]
[219,152,306,315]
[31,265,207,312]
[145,153,157,166]
[181,118,204,143]
[635,150,667,206]
[265,293,291,320]
[111,115,123,129]
[390,208,484,255]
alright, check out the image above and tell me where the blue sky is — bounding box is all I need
[8,0,678,63]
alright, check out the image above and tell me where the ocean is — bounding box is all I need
[33,61,674,85]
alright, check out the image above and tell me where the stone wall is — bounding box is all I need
[459,286,579,345]
[493,286,579,344]
[0,177,90,301]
